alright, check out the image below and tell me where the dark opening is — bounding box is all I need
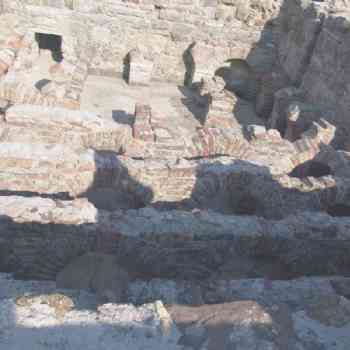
[327,204,350,217]
[35,32,63,62]
[289,160,332,178]
[122,52,131,83]
[183,42,196,87]
[232,194,260,216]
[34,79,51,92]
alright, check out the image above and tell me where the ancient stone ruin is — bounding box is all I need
[1,0,350,348]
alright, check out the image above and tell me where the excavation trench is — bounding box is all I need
[1,219,349,288]
[1,159,348,302]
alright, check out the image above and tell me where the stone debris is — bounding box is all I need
[0,274,181,350]
[2,273,350,349]
[15,293,75,318]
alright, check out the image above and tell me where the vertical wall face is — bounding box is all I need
[277,0,350,139]
[277,0,326,85]
[301,13,350,134]
[1,0,282,83]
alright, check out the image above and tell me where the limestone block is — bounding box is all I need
[128,48,154,86]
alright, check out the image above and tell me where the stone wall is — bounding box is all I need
[0,101,339,206]
[2,196,350,280]
[277,0,350,139]
[0,0,281,83]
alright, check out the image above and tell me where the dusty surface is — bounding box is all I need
[0,274,181,350]
[81,75,262,129]
[3,273,350,349]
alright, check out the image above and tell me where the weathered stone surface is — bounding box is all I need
[0,143,96,196]
[3,273,350,350]
[278,0,327,85]
[169,289,350,350]
[6,104,104,129]
[128,275,350,305]
[277,0,350,139]
[0,273,181,350]
[3,104,132,151]
[1,196,350,280]
[0,134,341,206]
[128,48,154,86]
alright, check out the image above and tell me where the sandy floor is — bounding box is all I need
[80,75,206,143]
[81,75,262,130]
[82,75,200,126]
[81,75,180,119]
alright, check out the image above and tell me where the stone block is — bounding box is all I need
[128,48,154,86]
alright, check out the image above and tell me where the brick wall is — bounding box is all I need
[1,0,281,83]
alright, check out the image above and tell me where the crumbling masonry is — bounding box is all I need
[1,1,350,349]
